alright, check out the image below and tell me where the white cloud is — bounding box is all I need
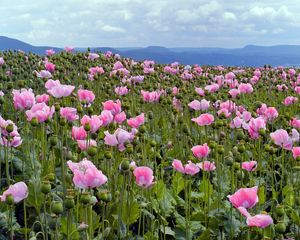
[0,0,300,47]
[101,25,125,33]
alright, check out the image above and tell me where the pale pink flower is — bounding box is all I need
[60,107,79,122]
[127,113,145,129]
[80,115,102,133]
[114,111,127,124]
[241,161,257,172]
[87,53,99,61]
[115,86,129,96]
[102,100,122,115]
[248,117,266,139]
[78,89,95,104]
[45,62,55,72]
[197,161,216,171]
[228,186,258,209]
[77,139,97,151]
[283,96,298,106]
[192,113,214,126]
[270,129,293,150]
[25,103,55,123]
[12,89,35,110]
[46,49,55,56]
[191,143,210,159]
[0,57,5,65]
[67,158,107,189]
[188,99,210,111]
[64,46,74,52]
[36,94,50,104]
[292,147,300,159]
[133,166,155,188]
[246,214,273,228]
[172,159,185,173]
[238,83,253,94]
[195,87,205,96]
[36,70,52,79]
[184,161,200,175]
[99,110,114,126]
[0,182,28,203]
[72,126,87,140]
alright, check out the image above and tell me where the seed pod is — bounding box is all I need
[41,180,51,195]
[51,201,64,215]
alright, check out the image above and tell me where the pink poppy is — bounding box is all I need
[77,139,97,151]
[72,126,87,140]
[12,89,35,111]
[0,182,28,203]
[241,161,257,172]
[99,110,114,126]
[60,107,79,122]
[197,161,216,171]
[67,158,107,189]
[127,113,145,129]
[81,115,102,133]
[36,94,50,104]
[292,147,300,159]
[114,111,127,124]
[188,99,210,111]
[191,143,210,159]
[270,129,293,150]
[115,86,129,96]
[192,113,214,126]
[246,214,273,228]
[78,89,95,104]
[102,100,122,115]
[25,103,55,123]
[133,166,155,188]
[228,186,258,209]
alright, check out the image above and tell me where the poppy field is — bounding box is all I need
[0,48,300,239]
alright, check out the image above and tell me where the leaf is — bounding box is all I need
[199,179,213,203]
[196,229,211,240]
[121,200,140,225]
[160,225,175,236]
[172,172,185,195]
[60,217,79,239]
[290,210,300,226]
[282,185,294,206]
[151,180,166,201]
[258,185,265,205]
[159,190,176,217]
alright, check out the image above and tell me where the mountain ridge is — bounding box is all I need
[1,36,300,66]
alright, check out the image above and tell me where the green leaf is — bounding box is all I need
[60,217,79,239]
[121,200,140,225]
[160,225,175,236]
[258,185,265,205]
[172,172,185,195]
[151,180,166,201]
[282,185,294,206]
[199,179,213,203]
[159,190,176,217]
[196,229,211,240]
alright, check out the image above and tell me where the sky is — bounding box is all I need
[1,0,300,48]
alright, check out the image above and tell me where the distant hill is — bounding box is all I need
[1,36,300,66]
[0,36,62,55]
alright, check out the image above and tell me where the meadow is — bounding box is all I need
[0,48,300,239]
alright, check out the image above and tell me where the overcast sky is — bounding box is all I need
[1,0,300,48]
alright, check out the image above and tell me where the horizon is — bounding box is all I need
[2,35,300,50]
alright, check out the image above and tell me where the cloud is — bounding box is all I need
[0,0,300,47]
[101,25,125,33]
